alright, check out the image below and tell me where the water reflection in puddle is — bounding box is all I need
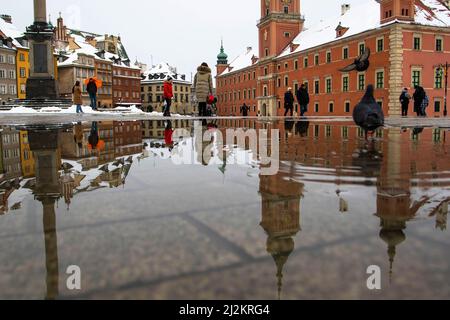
[0,119,449,299]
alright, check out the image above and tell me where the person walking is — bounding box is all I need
[284,87,295,117]
[87,78,98,110]
[413,85,425,117]
[163,76,174,117]
[72,81,83,114]
[296,84,310,117]
[420,93,429,117]
[399,88,411,117]
[194,62,213,117]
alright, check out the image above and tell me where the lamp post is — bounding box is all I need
[436,62,448,117]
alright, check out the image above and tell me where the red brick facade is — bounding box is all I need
[112,65,141,107]
[216,0,450,118]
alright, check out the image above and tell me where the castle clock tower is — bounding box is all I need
[258,0,304,59]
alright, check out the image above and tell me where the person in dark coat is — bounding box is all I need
[284,87,295,117]
[296,84,310,117]
[86,78,98,110]
[240,103,250,117]
[353,85,385,140]
[399,88,411,117]
[413,85,425,117]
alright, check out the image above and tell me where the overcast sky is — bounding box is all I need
[2,0,365,78]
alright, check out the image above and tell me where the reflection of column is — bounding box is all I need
[29,128,61,300]
[39,196,59,300]
[259,172,303,299]
[376,128,412,282]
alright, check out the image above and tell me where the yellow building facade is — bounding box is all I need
[16,48,29,100]
[19,130,35,178]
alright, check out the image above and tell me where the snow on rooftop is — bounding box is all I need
[280,0,450,57]
[220,47,256,76]
[142,62,190,83]
[221,0,450,75]
[0,18,26,49]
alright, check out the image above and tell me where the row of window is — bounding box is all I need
[413,35,444,52]
[2,134,19,144]
[0,55,15,64]
[113,78,140,87]
[220,33,445,87]
[113,69,140,77]
[2,163,21,174]
[277,71,385,93]
[0,69,16,79]
[141,85,191,93]
[113,91,140,99]
[218,88,257,103]
[218,71,257,87]
[412,69,446,89]
[3,148,20,159]
[142,93,190,103]
[0,84,17,95]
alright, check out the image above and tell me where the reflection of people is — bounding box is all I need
[74,122,84,149]
[164,121,174,151]
[195,123,214,166]
[87,78,98,110]
[295,120,310,137]
[88,122,105,151]
[72,81,83,114]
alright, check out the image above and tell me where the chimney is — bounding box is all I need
[341,4,351,15]
[0,14,12,24]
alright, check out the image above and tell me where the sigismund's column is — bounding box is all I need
[25,0,59,99]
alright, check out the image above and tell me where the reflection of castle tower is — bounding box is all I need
[376,128,417,282]
[259,171,303,299]
[28,127,62,300]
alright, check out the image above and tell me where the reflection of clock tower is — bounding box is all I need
[257,0,304,117]
[259,171,303,299]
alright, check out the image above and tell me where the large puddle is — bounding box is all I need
[0,118,449,299]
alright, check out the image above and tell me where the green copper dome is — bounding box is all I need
[217,41,228,64]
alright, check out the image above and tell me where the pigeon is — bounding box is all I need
[340,48,370,72]
[353,85,384,139]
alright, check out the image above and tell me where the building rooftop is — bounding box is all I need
[142,62,191,84]
[280,0,450,57]
[219,0,450,76]
[0,17,27,49]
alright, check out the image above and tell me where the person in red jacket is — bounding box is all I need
[163,76,174,117]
